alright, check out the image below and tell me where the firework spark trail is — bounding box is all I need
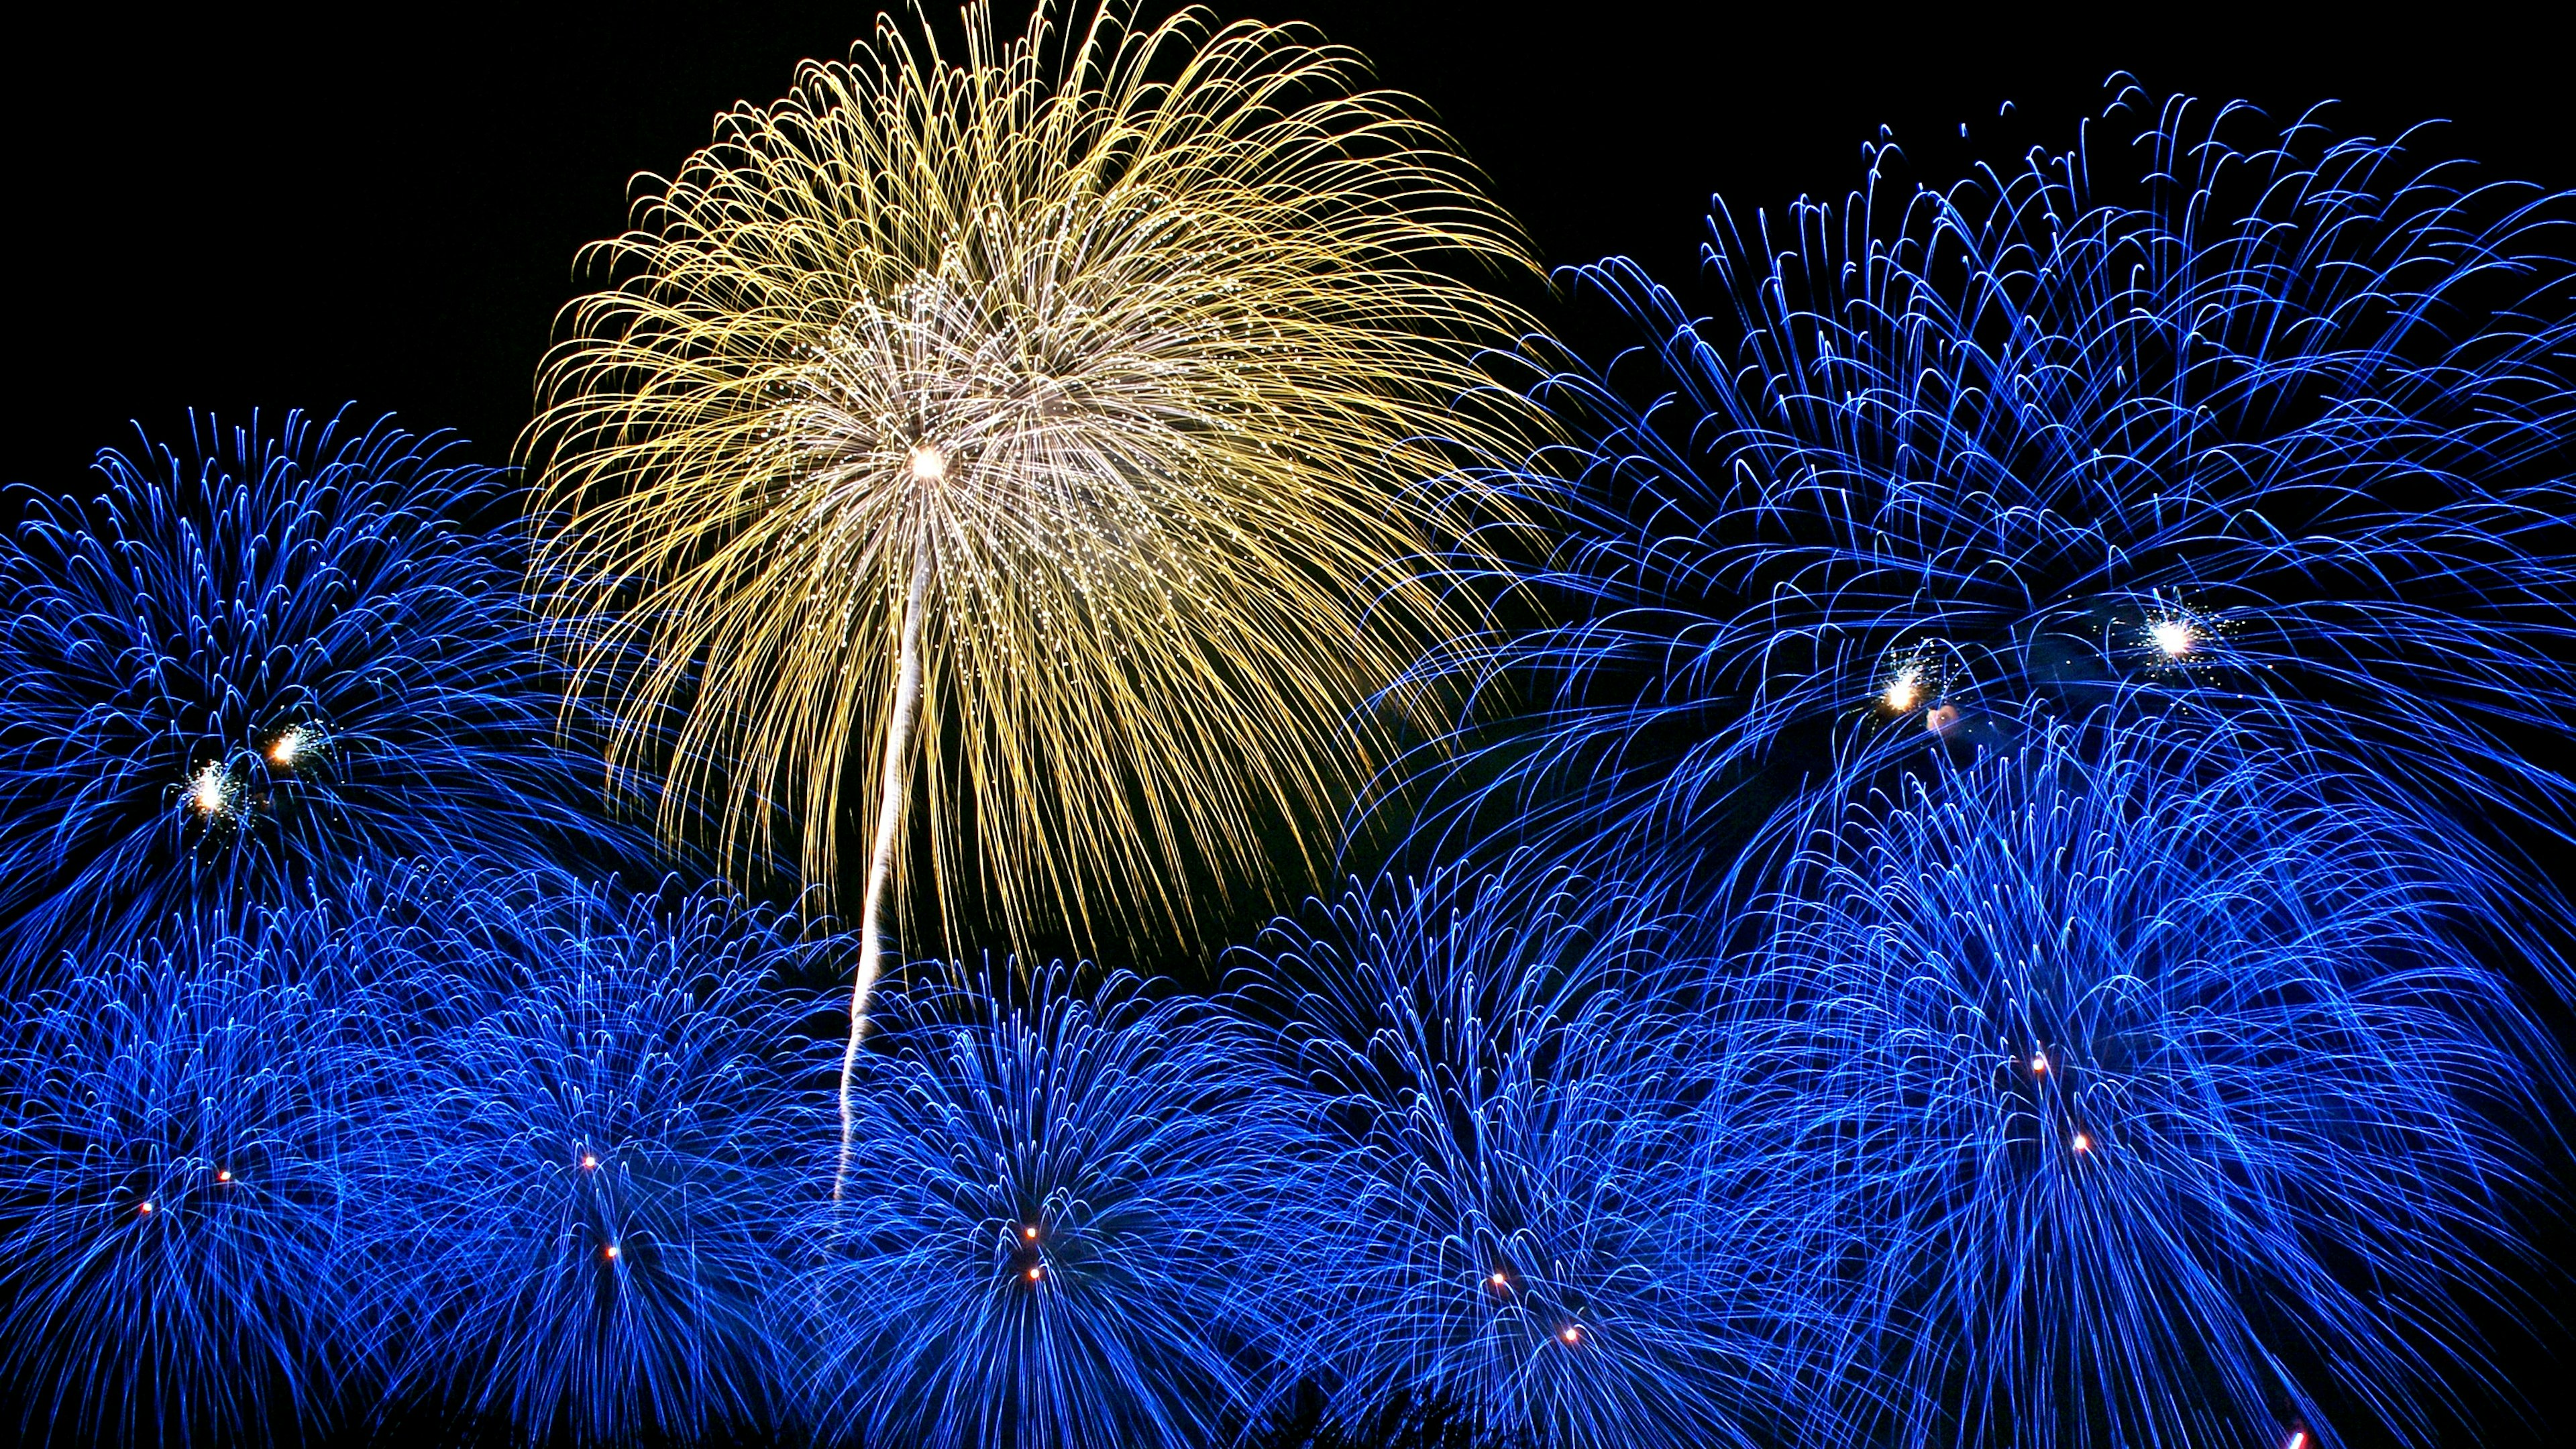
[526,0,1545,1150]
[1236,863,1847,1449]
[1399,90,2576,914]
[1733,709,2559,1448]
[794,963,1303,1449]
[839,533,933,1199]
[0,407,646,982]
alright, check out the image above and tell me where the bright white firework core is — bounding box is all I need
[2149,619,2197,658]
[190,764,228,815]
[908,444,947,484]
[269,728,303,766]
[1882,672,1921,711]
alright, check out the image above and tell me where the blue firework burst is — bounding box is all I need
[1420,91,2576,897]
[794,965,1301,1449]
[1240,865,1837,1449]
[1740,711,2556,1448]
[0,916,381,1446]
[0,407,643,979]
[344,871,828,1446]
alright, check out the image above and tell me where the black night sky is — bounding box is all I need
[7,5,2569,486]
[3,4,2571,1445]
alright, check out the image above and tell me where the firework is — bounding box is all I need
[0,919,378,1445]
[0,407,643,980]
[1239,865,1835,1449]
[1413,92,2576,898]
[526,0,1542,1144]
[1740,711,2556,1447]
[792,965,1301,1449]
[343,873,829,1445]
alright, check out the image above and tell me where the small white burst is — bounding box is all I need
[908,443,948,484]
[1882,671,1921,712]
[2147,619,2198,659]
[189,763,230,816]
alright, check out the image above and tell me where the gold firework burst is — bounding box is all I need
[527,0,1540,1112]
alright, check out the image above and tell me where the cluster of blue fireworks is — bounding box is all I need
[4,92,2574,1448]
[0,863,839,1446]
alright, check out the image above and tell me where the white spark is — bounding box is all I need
[190,763,229,815]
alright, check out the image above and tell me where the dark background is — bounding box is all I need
[4,3,2568,1444]
[5,3,2568,488]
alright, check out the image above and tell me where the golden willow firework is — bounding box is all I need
[528,0,1538,1156]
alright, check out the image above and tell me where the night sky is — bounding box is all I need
[6,5,2566,487]
[5,5,2571,1443]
